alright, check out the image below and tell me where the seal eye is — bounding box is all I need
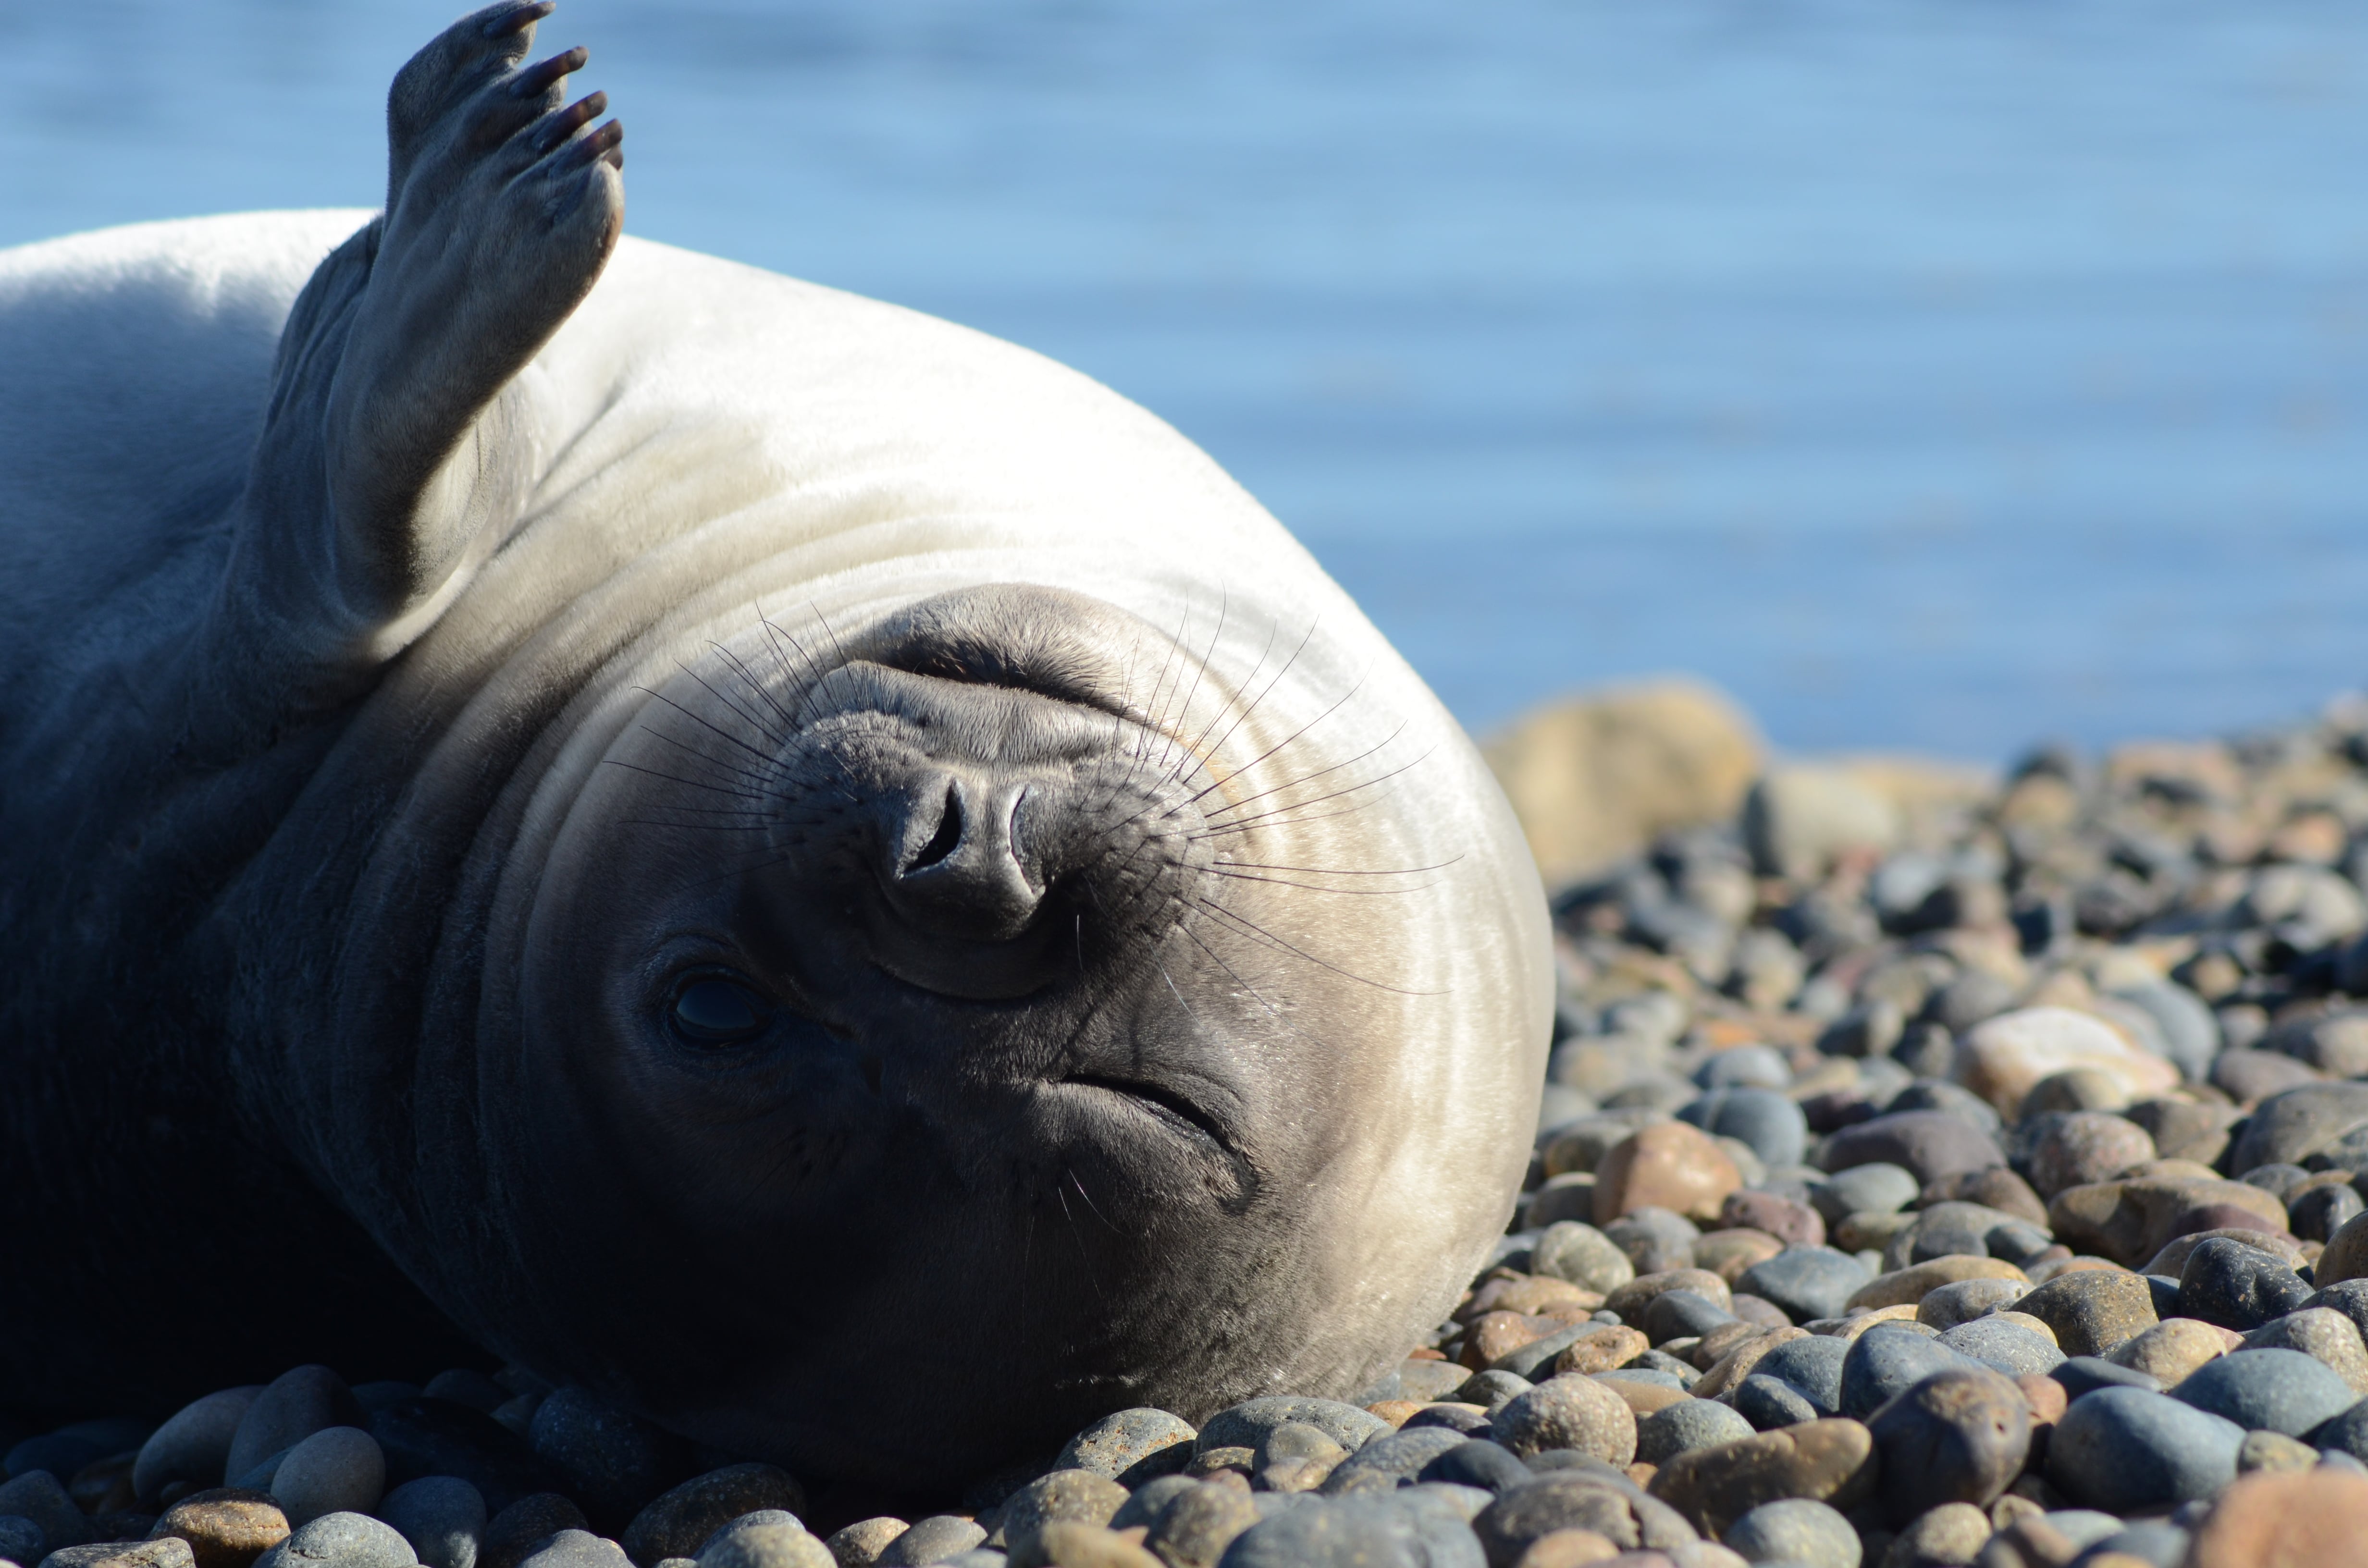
[668,977,767,1045]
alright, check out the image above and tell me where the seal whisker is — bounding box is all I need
[1190,615,1321,776]
[634,725,795,798]
[1164,662,1369,816]
[1213,856,1464,877]
[1152,590,1227,777]
[633,685,796,777]
[1190,896,1446,997]
[709,635,800,735]
[1186,745,1436,835]
[1202,868,1438,896]
[671,661,791,750]
[1196,719,1411,822]
[601,756,773,804]
[1166,611,1278,785]
[1184,782,1411,840]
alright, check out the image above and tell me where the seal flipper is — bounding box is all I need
[217,0,622,712]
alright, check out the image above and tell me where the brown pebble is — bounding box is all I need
[41,1544,194,1568]
[1922,1168,2048,1226]
[1690,1229,1786,1284]
[1847,1258,2030,1312]
[2184,1467,2368,1566]
[1645,1417,1877,1536]
[146,1490,289,1568]
[1181,1447,1254,1481]
[1729,1294,1793,1330]
[1554,1326,1651,1376]
[1694,1327,1810,1400]
[1510,1530,1621,1568]
[1364,1401,1421,1428]
[1604,1269,1734,1323]
[1593,1123,1742,1226]
[2014,1267,2158,1357]
[2236,1431,2318,1474]
[2105,1318,2238,1385]
[1881,1500,1991,1567]
[1719,1190,1825,1249]
[1464,1310,1565,1369]
[1009,1521,1160,1568]
[821,1518,908,1567]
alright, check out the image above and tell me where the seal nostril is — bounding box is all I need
[905,782,962,873]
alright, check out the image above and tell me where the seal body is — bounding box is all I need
[0,5,1548,1487]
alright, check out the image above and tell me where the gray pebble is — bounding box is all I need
[271,1426,384,1529]
[2051,1357,2162,1401]
[1529,1223,1637,1295]
[2168,1347,2357,1436]
[0,1517,40,1565]
[2045,1387,2244,1512]
[2178,1238,2316,1332]
[1939,1318,2067,1378]
[255,1510,419,1568]
[226,1368,362,1485]
[0,1471,86,1554]
[1751,1336,1850,1416]
[1195,1399,1385,1458]
[1723,1497,1860,1568]
[378,1476,486,1568]
[1681,1088,1809,1169]
[2082,1519,2190,1568]
[517,1531,631,1568]
[1838,1323,1986,1420]
[1320,1428,1467,1492]
[528,1392,682,1530]
[1734,1374,1820,1431]
[1738,1248,1870,1324]
[132,1389,261,1505]
[1635,1398,1754,1464]
[872,1517,983,1566]
[1451,1372,1532,1415]
[1809,1164,1921,1228]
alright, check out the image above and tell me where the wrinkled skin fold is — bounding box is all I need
[0,3,1549,1488]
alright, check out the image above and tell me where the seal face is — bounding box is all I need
[0,3,1550,1488]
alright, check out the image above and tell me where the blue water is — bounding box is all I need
[5,0,2367,759]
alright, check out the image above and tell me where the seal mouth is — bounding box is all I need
[1058,1071,1232,1155]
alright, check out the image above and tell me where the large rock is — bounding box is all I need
[1744,766,1902,881]
[1481,680,1762,884]
[2230,1083,2368,1174]
[1952,1008,2181,1117]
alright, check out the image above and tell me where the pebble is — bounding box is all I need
[1053,1412,1195,1488]
[527,1393,683,1531]
[2045,1388,2244,1512]
[1604,1210,1705,1275]
[872,1516,985,1566]
[1876,1501,1987,1568]
[1719,1192,1825,1250]
[1139,1480,1258,1568]
[2236,1430,2318,1473]
[372,1400,569,1520]
[2319,1212,2368,1289]
[1737,1250,1869,1324]
[1633,1402,1754,1467]
[2167,1347,2358,1436]
[2029,1115,2158,1200]
[134,1393,260,1507]
[518,1531,632,1568]
[1808,1167,1922,1233]
[1471,1471,1700,1562]
[2103,1320,2238,1386]
[268,1428,384,1530]
[376,1478,485,1568]
[2244,1307,2368,1395]
[0,1469,88,1554]
[1750,1337,1851,1416]
[1318,1427,1457,1491]
[223,1372,363,1490]
[1954,1008,2182,1117]
[1820,1113,2003,1188]
[1195,1400,1385,1459]
[1532,1224,1640,1294]
[1862,1367,2031,1522]
[1644,1419,1877,1537]
[1680,1089,1809,1170]
[1837,1326,1989,1420]
[2182,1466,2368,1567]
[146,1490,290,1568]
[1721,1498,1859,1568]
[252,1511,417,1568]
[1937,1319,2064,1378]
[1593,1124,1743,1227]
[1916,1279,2028,1331]
[2015,1270,2159,1358]
[1848,1258,2029,1314]
[821,1519,908,1564]
[2227,1083,2368,1172]
[1012,1521,1159,1568]
[481,1495,591,1568]
[2177,1239,2316,1332]
[619,1467,802,1566]
[41,1544,197,1568]
[1489,1377,1638,1464]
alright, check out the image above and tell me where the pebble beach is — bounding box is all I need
[20,697,2368,1568]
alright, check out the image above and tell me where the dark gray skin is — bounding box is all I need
[0,3,1548,1489]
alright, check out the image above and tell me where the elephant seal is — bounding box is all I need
[0,3,1548,1487]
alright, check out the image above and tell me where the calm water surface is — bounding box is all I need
[5,0,2366,758]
